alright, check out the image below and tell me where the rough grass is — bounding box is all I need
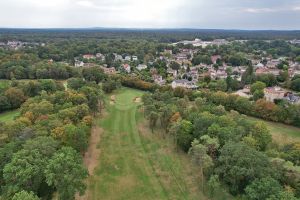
[0,80,11,90]
[0,110,20,122]
[246,116,300,144]
[83,88,212,200]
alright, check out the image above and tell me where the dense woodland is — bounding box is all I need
[143,87,300,199]
[0,79,105,199]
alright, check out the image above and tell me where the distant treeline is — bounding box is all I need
[1,28,300,42]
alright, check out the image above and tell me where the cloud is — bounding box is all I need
[0,0,300,29]
[293,6,300,11]
[76,0,94,7]
[244,8,277,13]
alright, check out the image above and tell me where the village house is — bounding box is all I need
[136,64,147,71]
[268,68,281,76]
[167,68,178,77]
[75,60,85,67]
[171,79,198,89]
[164,49,173,55]
[175,53,188,61]
[83,54,96,60]
[113,53,123,61]
[209,69,228,79]
[255,63,265,68]
[132,56,138,61]
[101,67,116,75]
[266,59,281,68]
[211,55,221,64]
[264,86,286,102]
[234,85,252,98]
[122,64,131,73]
[255,67,281,76]
[284,93,300,104]
[96,53,105,61]
[288,68,295,78]
[125,56,131,61]
[153,75,166,85]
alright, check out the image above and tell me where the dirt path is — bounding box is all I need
[76,126,102,200]
[84,126,102,175]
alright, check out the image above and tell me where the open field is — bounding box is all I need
[81,88,234,200]
[245,116,300,144]
[0,110,20,122]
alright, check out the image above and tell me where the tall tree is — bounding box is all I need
[12,190,40,200]
[188,139,213,192]
[44,147,88,200]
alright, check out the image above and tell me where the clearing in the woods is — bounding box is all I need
[246,116,300,144]
[0,110,20,122]
[81,88,221,200]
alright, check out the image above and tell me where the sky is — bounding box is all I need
[0,0,300,30]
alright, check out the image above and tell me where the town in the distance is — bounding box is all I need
[3,37,299,104]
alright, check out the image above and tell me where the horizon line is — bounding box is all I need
[0,27,300,32]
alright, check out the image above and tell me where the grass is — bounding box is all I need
[245,116,300,144]
[84,88,220,200]
[0,79,11,90]
[0,110,20,122]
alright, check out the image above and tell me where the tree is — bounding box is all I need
[12,190,40,200]
[250,81,266,94]
[170,61,180,71]
[66,124,89,152]
[245,177,282,200]
[44,147,88,200]
[200,135,220,159]
[3,149,46,196]
[67,78,86,90]
[216,142,273,194]
[23,136,59,158]
[253,89,265,101]
[267,191,298,200]
[4,87,27,109]
[208,175,221,197]
[173,87,186,98]
[0,141,23,186]
[159,105,174,133]
[0,95,11,112]
[149,111,159,133]
[82,67,107,84]
[291,78,300,92]
[188,139,213,192]
[175,120,194,152]
[216,79,227,92]
[250,122,272,151]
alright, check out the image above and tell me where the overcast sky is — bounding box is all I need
[0,0,300,30]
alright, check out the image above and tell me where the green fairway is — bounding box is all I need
[246,116,300,144]
[84,88,209,200]
[0,110,20,122]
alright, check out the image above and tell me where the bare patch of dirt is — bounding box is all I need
[111,95,116,101]
[84,126,102,175]
[133,97,141,103]
[76,126,102,200]
[110,95,116,105]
